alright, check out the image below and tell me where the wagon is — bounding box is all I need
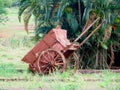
[22,17,105,74]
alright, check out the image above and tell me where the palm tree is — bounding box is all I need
[19,0,85,38]
[19,0,120,69]
[79,0,120,69]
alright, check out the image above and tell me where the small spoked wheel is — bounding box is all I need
[67,52,79,70]
[37,49,66,74]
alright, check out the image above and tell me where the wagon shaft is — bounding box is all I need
[78,20,106,48]
[63,20,106,56]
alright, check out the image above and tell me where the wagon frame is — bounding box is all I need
[22,17,106,74]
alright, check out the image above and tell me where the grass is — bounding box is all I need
[0,7,120,90]
[0,70,120,89]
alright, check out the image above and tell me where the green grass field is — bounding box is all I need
[0,8,120,90]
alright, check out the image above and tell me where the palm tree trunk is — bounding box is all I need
[109,44,115,68]
[78,0,81,24]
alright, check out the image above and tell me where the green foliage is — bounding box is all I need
[77,0,120,69]
[0,0,18,7]
[0,0,3,7]
[19,0,120,69]
[0,0,6,14]
[0,0,8,24]
[18,0,84,38]
[83,0,120,24]
[3,0,13,7]
[0,63,20,77]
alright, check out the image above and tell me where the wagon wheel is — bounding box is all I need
[37,49,66,74]
[68,52,79,70]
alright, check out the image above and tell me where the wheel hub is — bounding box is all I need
[48,61,55,66]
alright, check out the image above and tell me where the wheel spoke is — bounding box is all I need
[49,67,53,73]
[54,54,61,61]
[40,60,48,64]
[55,62,64,66]
[56,60,63,63]
[37,49,66,74]
[67,52,79,70]
[42,67,49,73]
[47,51,56,64]
[46,51,52,60]
[41,64,47,68]
[52,66,56,72]
[42,54,49,62]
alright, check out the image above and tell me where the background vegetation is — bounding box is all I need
[19,0,120,69]
[0,0,120,89]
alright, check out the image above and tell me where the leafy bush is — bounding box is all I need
[19,0,120,69]
[2,0,12,7]
[0,0,8,24]
[0,0,6,14]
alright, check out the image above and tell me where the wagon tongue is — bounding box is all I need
[74,17,101,42]
[78,20,106,48]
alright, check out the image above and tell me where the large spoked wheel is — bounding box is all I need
[37,49,66,74]
[67,52,79,70]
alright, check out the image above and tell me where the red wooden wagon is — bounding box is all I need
[22,17,105,74]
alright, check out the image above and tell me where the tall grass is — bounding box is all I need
[0,36,120,90]
[10,35,34,48]
[0,35,35,49]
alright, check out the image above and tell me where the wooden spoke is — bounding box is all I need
[37,49,66,74]
[55,62,64,66]
[40,60,48,64]
[42,67,49,74]
[42,54,49,62]
[68,52,79,70]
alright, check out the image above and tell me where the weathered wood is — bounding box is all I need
[74,17,100,42]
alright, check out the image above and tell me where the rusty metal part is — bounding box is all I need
[37,49,67,74]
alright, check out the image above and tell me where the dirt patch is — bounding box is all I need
[0,32,12,38]
[77,69,120,74]
[15,24,34,30]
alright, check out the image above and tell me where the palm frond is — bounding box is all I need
[23,6,34,33]
[18,0,31,22]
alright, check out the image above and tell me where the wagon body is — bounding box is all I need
[22,18,105,74]
[22,28,71,64]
